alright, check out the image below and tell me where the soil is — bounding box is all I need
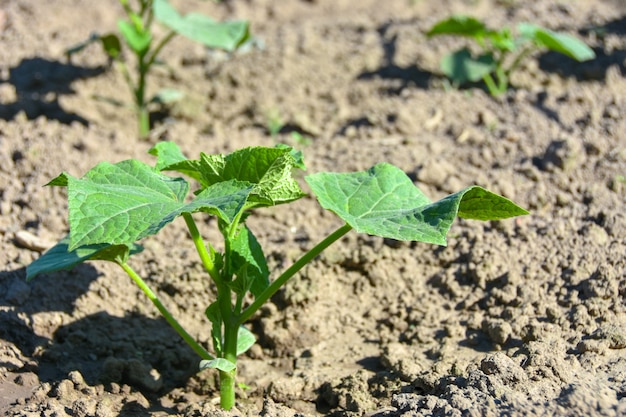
[1,0,625,416]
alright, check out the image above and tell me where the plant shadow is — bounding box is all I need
[0,265,201,405]
[0,57,106,124]
[357,20,434,94]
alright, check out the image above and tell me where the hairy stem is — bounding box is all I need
[238,223,353,324]
[117,260,213,361]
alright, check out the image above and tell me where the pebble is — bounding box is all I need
[13,230,53,252]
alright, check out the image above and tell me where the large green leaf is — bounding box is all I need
[441,48,496,85]
[51,160,253,250]
[153,0,249,51]
[26,235,143,281]
[518,23,595,62]
[198,146,306,207]
[305,163,528,246]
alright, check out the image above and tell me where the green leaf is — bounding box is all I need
[26,235,142,281]
[191,180,255,224]
[485,28,516,52]
[237,326,256,356]
[100,34,123,59]
[205,302,223,356]
[441,48,496,85]
[199,358,236,373]
[427,15,488,38]
[148,141,189,171]
[153,0,249,51]
[518,23,595,61]
[198,146,306,207]
[58,159,253,250]
[150,88,185,105]
[456,186,529,220]
[275,143,306,170]
[305,163,528,246]
[148,141,204,183]
[118,19,151,54]
[229,225,269,298]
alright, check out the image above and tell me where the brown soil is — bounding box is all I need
[1,0,625,416]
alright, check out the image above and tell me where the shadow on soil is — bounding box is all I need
[0,57,106,124]
[0,265,199,399]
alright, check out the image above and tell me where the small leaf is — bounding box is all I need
[198,146,306,207]
[153,0,249,51]
[427,15,488,38]
[150,88,185,105]
[148,141,189,171]
[199,358,235,373]
[441,48,496,85]
[148,141,204,183]
[205,302,223,356]
[485,28,516,52]
[275,143,306,170]
[237,326,255,356]
[118,20,151,54]
[100,34,123,59]
[26,235,142,281]
[518,23,595,61]
[230,225,269,298]
[306,163,528,246]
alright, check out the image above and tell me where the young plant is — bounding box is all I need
[426,15,596,96]
[26,142,528,410]
[67,0,250,138]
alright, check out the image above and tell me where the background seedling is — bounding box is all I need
[426,15,596,96]
[67,0,250,138]
[26,142,528,410]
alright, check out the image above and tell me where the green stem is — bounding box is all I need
[136,52,150,138]
[219,311,239,410]
[117,260,214,361]
[482,72,501,96]
[183,213,222,284]
[238,223,353,324]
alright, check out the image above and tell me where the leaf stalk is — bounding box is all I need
[117,260,214,361]
[238,223,353,324]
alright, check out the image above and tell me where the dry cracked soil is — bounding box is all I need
[1,0,625,416]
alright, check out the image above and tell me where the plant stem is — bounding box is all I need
[218,310,239,410]
[136,52,150,138]
[238,223,353,324]
[182,213,221,284]
[482,73,501,96]
[117,260,214,361]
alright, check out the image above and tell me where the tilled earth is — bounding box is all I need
[1,0,625,416]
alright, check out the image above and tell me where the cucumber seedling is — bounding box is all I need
[427,15,596,95]
[27,142,528,409]
[67,0,250,138]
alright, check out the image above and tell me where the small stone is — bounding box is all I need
[68,370,86,388]
[480,353,527,385]
[417,159,455,187]
[482,319,512,345]
[14,230,53,252]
